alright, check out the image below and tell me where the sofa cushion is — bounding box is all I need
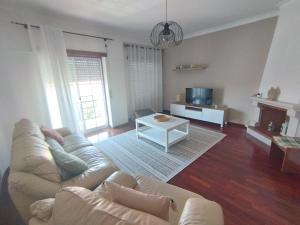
[101,171,137,189]
[13,119,45,141]
[70,146,114,168]
[62,134,92,152]
[102,181,174,221]
[96,171,137,198]
[11,135,61,183]
[41,126,64,145]
[49,187,170,225]
[47,139,88,180]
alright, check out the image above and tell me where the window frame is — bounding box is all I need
[67,49,109,134]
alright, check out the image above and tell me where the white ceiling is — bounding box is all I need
[2,0,282,37]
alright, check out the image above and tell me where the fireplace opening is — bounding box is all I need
[250,103,288,139]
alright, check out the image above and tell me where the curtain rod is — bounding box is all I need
[11,21,113,41]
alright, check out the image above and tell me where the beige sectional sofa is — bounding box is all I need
[8,119,118,222]
[9,119,224,225]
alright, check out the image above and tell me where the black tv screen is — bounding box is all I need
[186,88,213,105]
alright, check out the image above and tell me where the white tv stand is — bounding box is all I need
[170,103,228,127]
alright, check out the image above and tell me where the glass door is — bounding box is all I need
[67,50,109,133]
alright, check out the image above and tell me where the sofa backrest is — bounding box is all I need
[50,187,170,225]
[10,119,61,183]
[13,119,45,141]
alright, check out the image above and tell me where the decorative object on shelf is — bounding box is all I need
[267,87,280,101]
[173,64,208,71]
[267,121,275,132]
[154,114,171,122]
[175,94,183,102]
[280,121,288,136]
[150,0,183,49]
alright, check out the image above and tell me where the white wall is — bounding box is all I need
[259,1,300,104]
[163,18,277,124]
[0,52,51,174]
[0,6,148,174]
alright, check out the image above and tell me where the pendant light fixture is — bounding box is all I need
[150,0,183,49]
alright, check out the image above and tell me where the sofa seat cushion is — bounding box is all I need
[11,135,61,183]
[13,119,45,141]
[70,146,113,168]
[49,187,170,225]
[62,134,92,152]
[135,176,203,225]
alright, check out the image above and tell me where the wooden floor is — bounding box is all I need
[1,120,300,225]
[90,120,300,225]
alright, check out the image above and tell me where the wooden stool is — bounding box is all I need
[270,136,300,175]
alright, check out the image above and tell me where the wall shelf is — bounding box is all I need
[173,64,208,72]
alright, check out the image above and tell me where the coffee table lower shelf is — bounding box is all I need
[137,127,188,152]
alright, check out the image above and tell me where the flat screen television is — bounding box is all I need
[186,88,213,105]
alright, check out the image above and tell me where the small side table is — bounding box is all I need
[270,136,300,175]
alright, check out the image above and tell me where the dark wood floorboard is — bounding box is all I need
[172,121,300,225]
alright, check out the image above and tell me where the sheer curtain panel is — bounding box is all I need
[28,25,81,132]
[126,44,163,119]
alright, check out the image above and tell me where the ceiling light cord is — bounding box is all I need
[166,0,168,23]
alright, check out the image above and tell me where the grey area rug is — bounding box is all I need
[95,125,225,182]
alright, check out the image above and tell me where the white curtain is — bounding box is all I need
[126,44,163,118]
[28,25,81,132]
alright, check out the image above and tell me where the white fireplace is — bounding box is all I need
[247,97,300,145]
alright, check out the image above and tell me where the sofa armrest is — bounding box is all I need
[54,127,72,137]
[9,172,61,199]
[30,198,55,222]
[179,198,224,225]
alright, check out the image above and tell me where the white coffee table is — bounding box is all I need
[136,113,190,152]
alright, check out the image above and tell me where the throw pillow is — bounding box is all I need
[41,126,64,145]
[46,137,65,152]
[47,138,88,180]
[102,181,176,221]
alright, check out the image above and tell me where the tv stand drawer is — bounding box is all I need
[185,106,203,111]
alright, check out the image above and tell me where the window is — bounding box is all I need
[67,50,109,133]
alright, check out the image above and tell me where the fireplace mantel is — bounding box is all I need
[250,97,300,112]
[247,97,300,145]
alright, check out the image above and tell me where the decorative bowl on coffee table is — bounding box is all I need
[154,114,171,122]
